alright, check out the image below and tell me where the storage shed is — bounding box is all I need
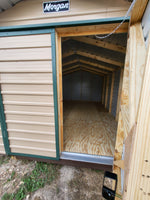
[0,0,150,199]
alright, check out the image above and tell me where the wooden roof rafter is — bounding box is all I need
[64,36,126,53]
[63,50,124,67]
[63,64,109,75]
[62,58,117,71]
[63,66,105,77]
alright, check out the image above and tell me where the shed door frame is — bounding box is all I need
[0,28,59,160]
[55,21,129,153]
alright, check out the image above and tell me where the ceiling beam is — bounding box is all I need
[79,59,116,71]
[63,65,79,72]
[56,22,129,37]
[63,58,116,71]
[131,0,149,25]
[70,36,126,53]
[63,66,104,77]
[63,68,80,75]
[63,50,123,67]
[80,64,108,75]
[63,64,109,75]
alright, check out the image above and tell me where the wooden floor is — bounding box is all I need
[63,101,117,157]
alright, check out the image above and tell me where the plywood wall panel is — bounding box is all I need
[0,33,57,158]
[0,0,131,26]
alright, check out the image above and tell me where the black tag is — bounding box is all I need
[43,0,69,13]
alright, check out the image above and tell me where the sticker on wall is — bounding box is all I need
[43,0,70,13]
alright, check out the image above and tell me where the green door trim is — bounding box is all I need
[0,28,59,160]
[0,90,11,155]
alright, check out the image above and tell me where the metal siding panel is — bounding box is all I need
[63,71,103,102]
[107,75,112,109]
[0,32,58,159]
[111,70,120,117]
[81,71,91,101]
[142,0,150,47]
[72,71,82,101]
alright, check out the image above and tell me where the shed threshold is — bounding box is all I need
[60,151,113,165]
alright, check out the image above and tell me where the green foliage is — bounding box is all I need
[7,171,16,182]
[2,162,59,200]
[1,193,13,200]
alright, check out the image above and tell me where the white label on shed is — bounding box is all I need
[43,0,69,13]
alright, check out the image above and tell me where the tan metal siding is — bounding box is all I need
[0,33,56,157]
[0,0,131,27]
[0,126,5,154]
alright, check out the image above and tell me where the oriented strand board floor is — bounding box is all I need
[63,101,117,157]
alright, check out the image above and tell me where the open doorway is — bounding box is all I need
[56,24,128,163]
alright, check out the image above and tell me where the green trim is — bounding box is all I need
[0,28,54,37]
[0,16,130,33]
[10,152,59,161]
[0,90,11,155]
[51,29,60,159]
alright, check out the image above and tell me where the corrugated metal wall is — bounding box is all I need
[111,70,120,117]
[107,75,112,110]
[63,71,103,102]
[0,33,56,157]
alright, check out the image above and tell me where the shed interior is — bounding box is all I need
[61,33,127,157]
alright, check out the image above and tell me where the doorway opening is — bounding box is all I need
[56,24,128,164]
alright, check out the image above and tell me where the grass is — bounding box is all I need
[2,162,59,200]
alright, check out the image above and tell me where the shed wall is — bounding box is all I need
[111,70,120,117]
[0,124,5,154]
[63,71,103,102]
[0,33,56,157]
[107,75,112,110]
[0,0,131,27]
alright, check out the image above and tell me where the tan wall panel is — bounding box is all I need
[0,0,130,26]
[0,137,3,144]
[0,34,51,49]
[7,123,55,132]
[11,147,56,157]
[4,105,55,113]
[8,132,55,141]
[0,73,53,82]
[3,94,54,103]
[0,61,52,73]
[6,114,55,123]
[9,140,56,150]
[0,145,5,154]
[1,84,53,93]
[0,33,57,158]
[0,128,5,154]
[0,48,51,61]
